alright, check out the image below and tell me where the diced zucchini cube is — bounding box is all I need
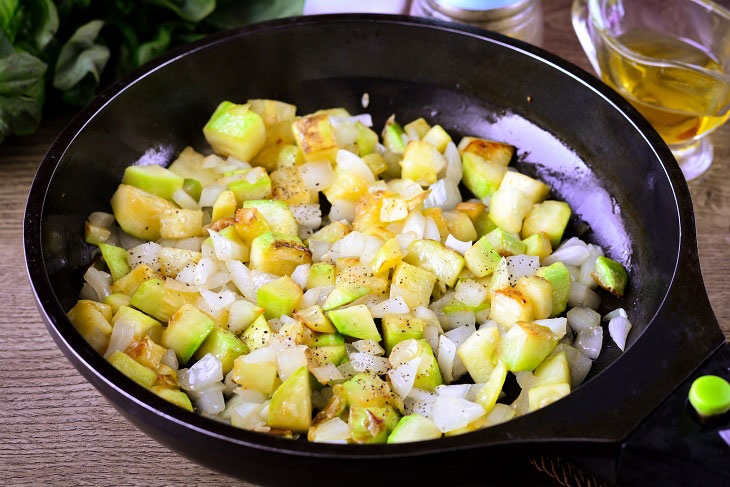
[122,164,183,201]
[161,304,214,363]
[327,304,380,341]
[528,383,570,412]
[67,300,113,354]
[292,114,339,163]
[515,276,553,320]
[382,314,426,355]
[257,276,303,319]
[458,137,514,166]
[404,239,465,287]
[111,184,178,240]
[521,200,571,247]
[390,262,437,309]
[457,326,500,383]
[203,101,266,162]
[491,290,534,328]
[462,152,508,199]
[536,262,572,317]
[498,322,559,372]
[250,232,312,276]
[498,171,549,204]
[488,187,533,235]
[108,350,157,388]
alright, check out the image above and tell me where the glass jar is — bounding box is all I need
[410,0,544,46]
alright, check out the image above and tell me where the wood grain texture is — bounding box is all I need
[1,2,728,485]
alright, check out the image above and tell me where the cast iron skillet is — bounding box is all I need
[24,14,724,485]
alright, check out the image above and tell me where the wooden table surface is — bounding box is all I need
[2,2,728,485]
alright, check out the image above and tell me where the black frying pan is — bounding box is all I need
[23,14,725,486]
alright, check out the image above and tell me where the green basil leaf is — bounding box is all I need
[147,0,216,22]
[205,0,304,30]
[27,0,59,51]
[134,24,171,67]
[53,19,109,98]
[0,0,21,42]
[0,30,46,144]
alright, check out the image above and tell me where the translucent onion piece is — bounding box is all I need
[161,348,178,370]
[336,149,375,183]
[290,204,322,229]
[368,295,410,319]
[402,211,426,240]
[352,340,385,356]
[172,188,200,210]
[431,147,447,175]
[429,292,455,311]
[444,142,463,182]
[231,402,266,430]
[445,234,471,255]
[349,353,390,374]
[455,280,487,307]
[312,417,351,444]
[423,217,441,241]
[534,318,568,339]
[311,363,344,384]
[557,236,589,251]
[603,307,627,322]
[199,185,226,207]
[243,347,276,364]
[444,324,476,379]
[179,353,223,391]
[104,319,135,359]
[336,361,357,380]
[194,258,218,288]
[423,178,461,211]
[360,236,384,265]
[329,199,356,222]
[290,264,310,289]
[423,325,441,353]
[189,384,225,415]
[437,335,457,383]
[608,316,632,351]
[387,358,421,398]
[574,327,603,360]
[158,237,204,251]
[501,255,540,286]
[565,264,581,282]
[226,156,252,169]
[331,231,365,258]
[445,311,475,331]
[436,384,471,399]
[579,244,604,289]
[567,282,601,310]
[300,288,321,309]
[89,211,115,228]
[309,240,331,262]
[566,307,601,333]
[553,344,593,387]
[395,231,419,253]
[83,267,112,301]
[543,245,590,267]
[277,346,308,381]
[298,160,335,192]
[127,242,162,271]
[432,395,485,433]
[202,154,226,169]
[208,229,245,261]
[164,277,197,292]
[200,288,236,312]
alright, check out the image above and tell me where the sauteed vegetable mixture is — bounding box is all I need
[70,99,632,443]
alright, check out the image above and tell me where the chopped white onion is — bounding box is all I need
[579,244,604,288]
[445,310,475,331]
[331,231,365,258]
[194,258,217,288]
[543,245,591,266]
[437,335,457,383]
[161,348,178,370]
[104,319,135,359]
[189,384,226,415]
[445,234,471,255]
[534,318,568,339]
[208,229,246,261]
[574,327,603,360]
[311,363,344,384]
[172,188,200,210]
[557,237,588,251]
[455,280,487,307]
[553,344,593,387]
[402,211,426,240]
[312,417,351,443]
[395,231,419,253]
[336,150,375,183]
[164,277,197,292]
[436,384,471,399]
[83,267,112,301]
[89,211,115,228]
[352,340,385,356]
[603,308,627,322]
[336,360,357,380]
[429,292,455,312]
[179,353,223,391]
[231,402,266,430]
[158,237,204,251]
[329,199,356,222]
[432,395,485,433]
[444,142,463,182]
[566,307,601,333]
[298,160,335,192]
[423,217,441,241]
[444,324,475,379]
[127,242,162,271]
[199,185,226,207]
[199,288,236,312]
[309,240,331,262]
[423,325,441,353]
[368,295,410,318]
[277,346,309,381]
[290,205,322,229]
[565,264,581,281]
[350,353,390,374]
[243,347,276,364]
[567,282,601,310]
[387,358,421,398]
[423,178,461,211]
[608,316,632,351]
[290,264,310,289]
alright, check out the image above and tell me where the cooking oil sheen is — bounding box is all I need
[598,29,729,145]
